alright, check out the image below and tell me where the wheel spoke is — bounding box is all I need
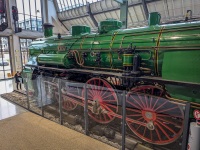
[130,95,144,109]
[155,128,162,141]
[157,117,182,128]
[149,96,153,109]
[136,93,147,108]
[157,113,182,118]
[143,127,147,137]
[105,113,112,120]
[103,99,117,103]
[105,103,118,109]
[156,122,170,140]
[68,101,72,108]
[159,90,164,97]
[152,97,159,110]
[127,99,141,109]
[156,120,176,134]
[154,101,167,111]
[135,119,146,130]
[157,106,179,113]
[88,91,95,99]
[61,87,78,111]
[101,104,114,113]
[102,93,114,100]
[127,114,142,117]
[126,107,141,113]
[100,87,110,99]
[150,130,153,141]
[144,95,149,109]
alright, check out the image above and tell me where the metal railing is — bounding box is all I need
[19,74,191,150]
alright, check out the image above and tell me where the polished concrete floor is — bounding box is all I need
[0,97,27,120]
[0,80,117,150]
[0,79,27,120]
[0,79,13,95]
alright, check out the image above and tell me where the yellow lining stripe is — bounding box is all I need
[109,31,119,68]
[155,27,165,76]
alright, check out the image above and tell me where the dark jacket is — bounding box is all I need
[15,73,23,83]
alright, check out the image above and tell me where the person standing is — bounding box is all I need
[14,71,23,90]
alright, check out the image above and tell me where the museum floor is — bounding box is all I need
[0,79,117,150]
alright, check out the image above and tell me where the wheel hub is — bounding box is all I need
[142,110,156,130]
[142,110,156,121]
[91,100,104,115]
[145,112,153,119]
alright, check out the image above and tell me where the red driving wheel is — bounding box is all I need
[82,78,118,124]
[126,85,184,145]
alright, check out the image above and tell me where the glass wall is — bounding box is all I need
[20,38,34,67]
[0,37,12,79]
[16,0,43,32]
[0,0,8,32]
[56,0,102,12]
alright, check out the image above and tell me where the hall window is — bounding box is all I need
[56,0,102,12]
[16,0,42,32]
[20,38,34,67]
[0,37,12,79]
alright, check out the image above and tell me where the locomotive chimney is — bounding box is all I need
[148,12,161,26]
[43,23,54,37]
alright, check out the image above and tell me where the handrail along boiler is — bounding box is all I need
[23,12,200,146]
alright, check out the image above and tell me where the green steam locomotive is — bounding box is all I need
[23,12,200,145]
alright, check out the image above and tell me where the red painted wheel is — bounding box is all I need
[131,85,167,97]
[82,78,118,124]
[62,95,78,111]
[61,84,78,111]
[126,85,184,145]
[54,94,78,112]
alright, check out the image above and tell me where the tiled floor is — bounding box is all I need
[0,79,26,120]
[0,79,13,94]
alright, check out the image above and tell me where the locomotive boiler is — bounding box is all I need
[23,12,200,146]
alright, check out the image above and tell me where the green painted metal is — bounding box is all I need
[123,54,133,66]
[162,51,200,103]
[162,51,200,83]
[98,19,122,34]
[43,23,54,37]
[71,25,91,36]
[44,28,53,37]
[148,12,161,26]
[26,13,200,107]
[37,54,74,68]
